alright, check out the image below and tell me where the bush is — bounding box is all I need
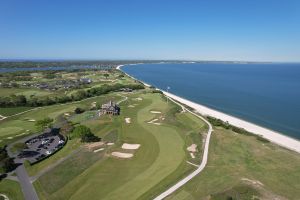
[74,107,85,114]
[81,133,101,143]
[35,117,53,132]
[71,125,100,143]
[152,90,163,94]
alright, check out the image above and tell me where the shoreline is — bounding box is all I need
[117,64,300,153]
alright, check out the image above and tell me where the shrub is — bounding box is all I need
[74,107,85,114]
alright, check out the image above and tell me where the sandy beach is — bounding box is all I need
[163,91,300,153]
[117,64,300,154]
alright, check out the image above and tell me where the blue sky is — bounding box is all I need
[0,0,299,61]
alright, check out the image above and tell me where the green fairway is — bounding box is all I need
[166,127,300,200]
[0,88,52,97]
[0,179,24,200]
[33,92,206,200]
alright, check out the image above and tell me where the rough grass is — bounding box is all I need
[166,127,300,200]
[26,139,81,176]
[210,184,260,200]
[0,179,24,200]
[34,150,105,196]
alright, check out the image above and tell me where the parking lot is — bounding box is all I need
[18,128,66,163]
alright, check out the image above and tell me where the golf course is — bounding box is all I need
[1,69,300,200]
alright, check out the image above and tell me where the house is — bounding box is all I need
[100,101,120,115]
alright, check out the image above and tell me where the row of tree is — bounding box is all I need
[0,83,144,107]
[0,147,16,174]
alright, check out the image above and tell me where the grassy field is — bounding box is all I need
[166,127,300,200]
[0,179,24,200]
[33,92,206,200]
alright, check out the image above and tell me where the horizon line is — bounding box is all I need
[0,58,299,64]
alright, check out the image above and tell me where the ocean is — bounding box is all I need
[122,63,300,139]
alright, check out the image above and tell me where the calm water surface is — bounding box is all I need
[123,63,300,139]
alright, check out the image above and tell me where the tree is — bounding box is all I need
[0,147,16,173]
[103,73,109,79]
[35,117,53,132]
[81,132,100,143]
[72,125,92,138]
[2,157,16,173]
[74,107,85,114]
[71,125,100,142]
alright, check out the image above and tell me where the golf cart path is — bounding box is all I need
[15,160,39,200]
[153,94,213,200]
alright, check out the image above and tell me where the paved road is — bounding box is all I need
[153,93,213,200]
[14,160,39,200]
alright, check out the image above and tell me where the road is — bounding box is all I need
[153,93,213,200]
[14,159,39,200]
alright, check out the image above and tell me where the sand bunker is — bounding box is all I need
[85,142,104,150]
[93,148,104,153]
[125,118,131,124]
[122,143,140,150]
[64,113,70,116]
[187,144,197,152]
[107,142,114,146]
[16,132,27,137]
[150,111,161,114]
[190,152,195,159]
[28,119,36,122]
[242,178,264,186]
[134,97,143,101]
[147,118,161,125]
[112,152,133,158]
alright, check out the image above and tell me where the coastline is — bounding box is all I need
[117,64,300,153]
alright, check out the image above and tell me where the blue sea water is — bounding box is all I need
[122,63,300,139]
